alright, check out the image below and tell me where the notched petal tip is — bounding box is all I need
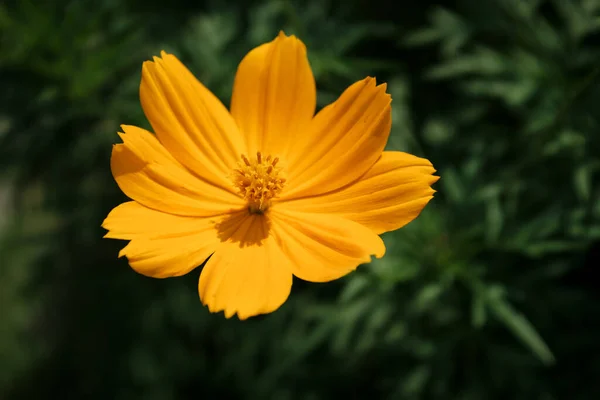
[140,60,157,83]
[373,237,386,259]
[102,231,123,240]
[201,295,281,321]
[354,77,391,101]
[115,125,155,146]
[360,77,391,97]
[275,30,300,41]
[272,31,306,53]
[360,76,375,89]
[359,75,391,98]
[100,214,112,233]
[110,143,128,160]
[202,306,255,321]
[143,55,169,77]
[117,244,129,258]
[144,51,171,65]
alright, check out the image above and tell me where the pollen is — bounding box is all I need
[232,152,286,213]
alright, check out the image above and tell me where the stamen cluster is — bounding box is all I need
[233,152,286,213]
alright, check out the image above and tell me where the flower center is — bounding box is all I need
[232,152,286,213]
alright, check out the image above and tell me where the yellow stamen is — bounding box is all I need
[232,152,285,213]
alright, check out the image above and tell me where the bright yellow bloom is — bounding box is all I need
[102,32,439,320]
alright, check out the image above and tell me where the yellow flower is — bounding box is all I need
[102,31,439,320]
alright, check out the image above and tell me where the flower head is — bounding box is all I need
[102,31,439,320]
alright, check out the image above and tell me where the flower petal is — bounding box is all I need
[140,51,245,189]
[269,208,385,283]
[280,151,439,234]
[102,201,222,278]
[111,125,244,216]
[198,213,292,320]
[281,77,391,199]
[230,31,316,157]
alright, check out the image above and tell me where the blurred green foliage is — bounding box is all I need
[1,0,600,398]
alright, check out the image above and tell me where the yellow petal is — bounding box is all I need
[230,31,316,157]
[281,77,391,199]
[269,208,385,283]
[140,51,245,189]
[280,151,439,234]
[102,201,222,278]
[111,125,244,216]
[198,213,292,320]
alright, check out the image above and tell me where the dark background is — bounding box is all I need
[1,0,600,398]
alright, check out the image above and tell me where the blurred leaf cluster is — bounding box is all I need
[1,0,600,399]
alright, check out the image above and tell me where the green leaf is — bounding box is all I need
[471,292,487,328]
[401,364,431,395]
[411,283,443,313]
[425,49,505,80]
[486,287,555,365]
[573,162,600,201]
[485,195,503,243]
[422,118,455,145]
[521,240,585,257]
[339,274,370,302]
[403,28,443,47]
[439,167,465,203]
